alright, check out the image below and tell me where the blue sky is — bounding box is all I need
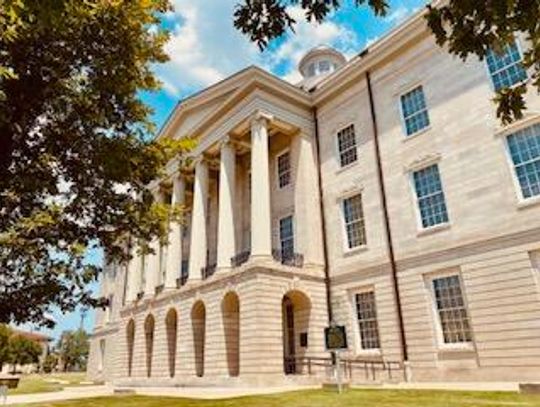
[32,0,428,341]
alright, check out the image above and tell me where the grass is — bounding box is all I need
[21,389,540,407]
[9,373,90,395]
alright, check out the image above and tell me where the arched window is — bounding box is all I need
[222,292,240,377]
[126,320,135,377]
[144,314,155,377]
[191,301,206,377]
[165,309,178,378]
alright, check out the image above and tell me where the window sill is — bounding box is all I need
[437,344,476,359]
[343,245,368,258]
[517,195,540,210]
[335,161,359,175]
[354,349,382,359]
[417,222,451,237]
[402,125,432,142]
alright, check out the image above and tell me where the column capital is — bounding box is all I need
[251,110,274,126]
[218,135,232,148]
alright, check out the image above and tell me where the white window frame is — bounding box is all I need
[501,122,540,206]
[424,270,474,351]
[98,339,106,372]
[398,84,431,139]
[339,191,367,253]
[275,149,292,190]
[409,163,451,232]
[349,286,382,355]
[278,214,295,258]
[335,123,359,170]
[484,38,528,93]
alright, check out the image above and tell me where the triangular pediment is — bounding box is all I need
[158,66,312,141]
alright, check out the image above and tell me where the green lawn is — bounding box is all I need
[10,373,91,395]
[23,389,540,407]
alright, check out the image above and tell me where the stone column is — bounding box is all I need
[165,175,185,289]
[126,243,140,302]
[293,132,324,268]
[250,112,273,261]
[217,137,236,271]
[188,158,209,282]
[145,190,163,297]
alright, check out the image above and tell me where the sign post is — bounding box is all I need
[324,324,348,394]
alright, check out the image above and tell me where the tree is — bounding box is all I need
[0,0,193,327]
[57,329,89,372]
[42,353,59,374]
[7,334,42,373]
[0,324,11,371]
[234,0,539,124]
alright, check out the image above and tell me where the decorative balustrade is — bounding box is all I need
[272,249,304,268]
[231,250,250,267]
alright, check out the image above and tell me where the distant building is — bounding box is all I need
[88,6,540,386]
[2,329,51,374]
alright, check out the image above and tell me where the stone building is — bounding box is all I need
[88,8,540,385]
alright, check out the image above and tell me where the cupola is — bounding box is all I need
[298,45,346,80]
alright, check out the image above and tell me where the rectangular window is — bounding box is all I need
[159,244,167,286]
[279,215,294,260]
[400,86,430,136]
[413,164,449,228]
[342,194,366,249]
[99,339,106,372]
[507,123,540,199]
[432,275,472,344]
[140,253,147,292]
[337,125,358,167]
[355,291,381,350]
[277,151,291,188]
[486,41,527,91]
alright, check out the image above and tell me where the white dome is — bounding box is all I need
[298,45,347,79]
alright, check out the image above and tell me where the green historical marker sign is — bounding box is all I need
[324,325,348,350]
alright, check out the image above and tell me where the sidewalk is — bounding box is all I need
[5,385,113,405]
[4,381,522,405]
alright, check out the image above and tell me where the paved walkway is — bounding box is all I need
[5,381,523,405]
[5,385,114,405]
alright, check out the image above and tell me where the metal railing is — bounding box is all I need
[201,263,217,279]
[231,250,250,267]
[176,275,188,288]
[284,356,402,381]
[272,249,304,268]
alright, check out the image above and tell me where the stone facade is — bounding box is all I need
[88,9,540,385]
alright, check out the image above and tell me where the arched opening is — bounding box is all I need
[222,292,240,377]
[282,290,311,375]
[144,314,155,378]
[191,301,206,377]
[126,320,135,377]
[165,308,178,378]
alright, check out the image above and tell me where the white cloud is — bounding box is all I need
[156,1,360,94]
[384,5,419,26]
[156,0,261,96]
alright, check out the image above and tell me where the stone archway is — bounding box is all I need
[191,301,206,377]
[144,314,155,378]
[165,308,178,378]
[282,290,311,375]
[126,319,135,377]
[222,292,240,377]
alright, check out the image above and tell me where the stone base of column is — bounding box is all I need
[248,254,274,265]
[215,266,232,275]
